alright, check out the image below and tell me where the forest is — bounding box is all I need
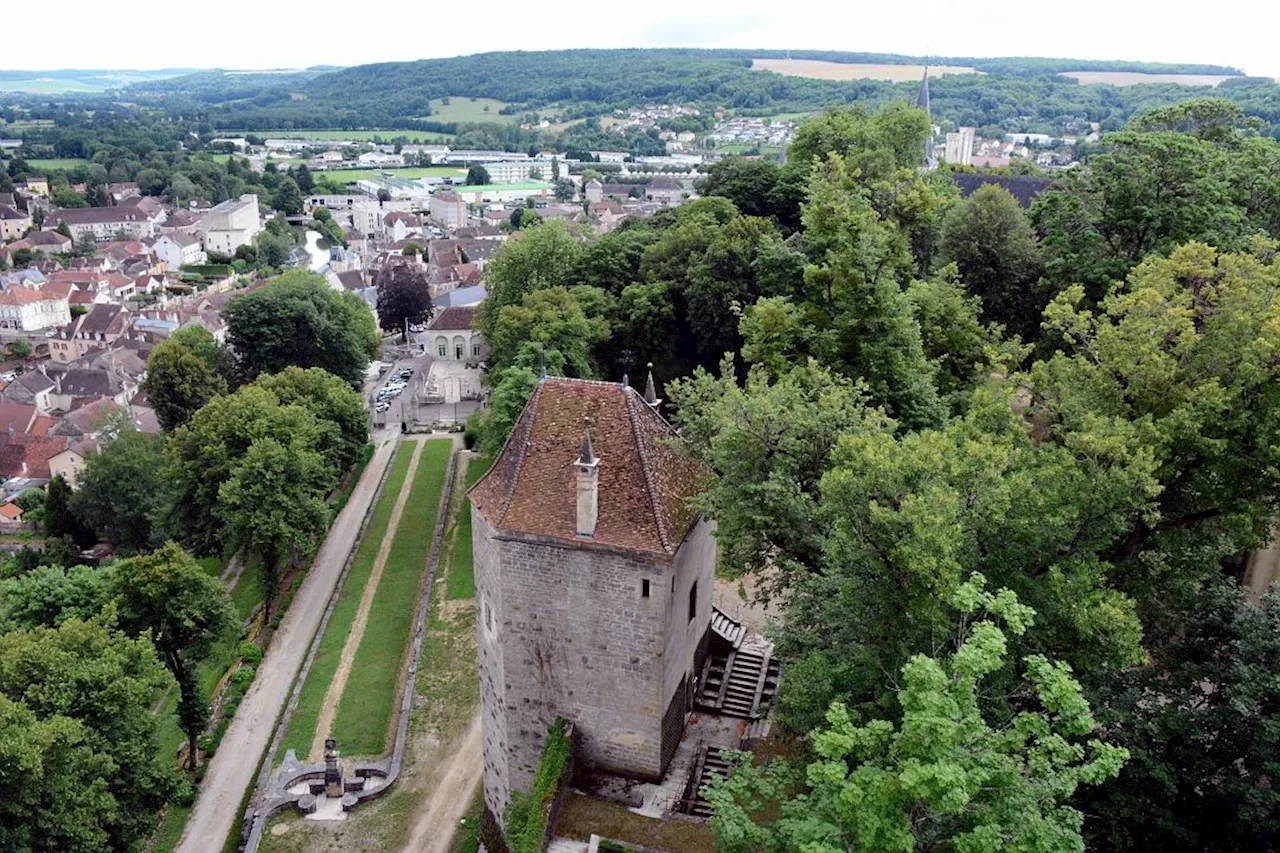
[464,97,1280,852]
[6,49,1278,138]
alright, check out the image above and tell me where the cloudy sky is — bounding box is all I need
[11,0,1278,77]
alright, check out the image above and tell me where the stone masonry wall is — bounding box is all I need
[473,508,512,819]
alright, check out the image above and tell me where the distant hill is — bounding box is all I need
[0,68,196,93]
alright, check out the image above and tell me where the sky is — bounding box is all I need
[9,0,1279,78]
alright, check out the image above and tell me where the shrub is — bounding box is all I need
[230,665,256,692]
[238,641,264,665]
[504,718,571,853]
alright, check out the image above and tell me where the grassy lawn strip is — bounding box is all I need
[333,439,452,754]
[444,454,491,601]
[279,446,415,758]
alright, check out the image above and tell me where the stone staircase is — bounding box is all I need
[680,745,731,818]
[696,626,781,719]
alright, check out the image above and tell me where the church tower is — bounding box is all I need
[469,376,716,824]
[917,66,937,170]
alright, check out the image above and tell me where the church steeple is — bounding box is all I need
[917,66,937,171]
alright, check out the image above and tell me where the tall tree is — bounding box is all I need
[374,260,434,338]
[255,366,369,473]
[223,271,380,386]
[218,436,332,613]
[110,543,235,771]
[70,428,165,552]
[1080,581,1280,852]
[0,617,177,850]
[937,183,1046,340]
[708,575,1127,853]
[477,220,583,341]
[466,165,491,185]
[141,325,230,432]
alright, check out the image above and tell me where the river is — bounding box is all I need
[303,229,329,271]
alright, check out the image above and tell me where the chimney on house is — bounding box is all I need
[643,363,662,411]
[575,425,599,538]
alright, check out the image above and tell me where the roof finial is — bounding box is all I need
[621,369,629,389]
[643,363,661,409]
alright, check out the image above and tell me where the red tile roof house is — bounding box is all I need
[0,500,26,532]
[468,376,718,822]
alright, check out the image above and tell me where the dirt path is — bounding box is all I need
[308,439,425,761]
[220,550,245,587]
[401,710,484,853]
[177,438,399,853]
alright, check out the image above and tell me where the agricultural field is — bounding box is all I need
[428,96,514,124]
[320,166,467,182]
[20,158,90,171]
[1061,71,1231,87]
[752,59,979,81]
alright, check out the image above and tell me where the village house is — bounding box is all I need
[426,306,486,363]
[0,285,72,332]
[51,206,160,243]
[50,303,131,363]
[152,232,208,270]
[23,230,73,256]
[644,175,684,204]
[383,211,423,243]
[0,204,32,242]
[428,189,466,230]
[468,376,716,820]
[1,368,56,412]
[198,194,261,255]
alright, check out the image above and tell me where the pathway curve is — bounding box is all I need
[400,710,484,853]
[308,438,425,761]
[176,438,399,853]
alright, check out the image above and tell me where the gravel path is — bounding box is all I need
[176,438,399,853]
[308,439,425,761]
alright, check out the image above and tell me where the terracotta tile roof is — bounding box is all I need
[427,306,476,331]
[0,502,23,521]
[0,286,57,306]
[469,378,706,559]
[0,433,69,479]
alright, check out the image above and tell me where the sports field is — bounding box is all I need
[1061,71,1230,87]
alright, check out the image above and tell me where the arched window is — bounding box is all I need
[435,336,448,358]
[453,335,466,361]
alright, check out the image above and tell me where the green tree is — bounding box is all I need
[374,260,434,337]
[271,175,304,215]
[1079,580,1280,852]
[740,154,944,429]
[554,178,574,202]
[489,286,610,379]
[0,617,177,850]
[163,384,339,561]
[9,339,31,360]
[0,564,113,632]
[110,542,235,770]
[466,165,491,185]
[698,157,784,220]
[224,270,379,386]
[0,693,115,853]
[255,366,369,473]
[1033,131,1242,303]
[43,475,88,550]
[218,435,332,614]
[55,219,73,239]
[906,265,1024,412]
[70,429,165,552]
[477,220,583,340]
[937,183,1046,340]
[707,575,1128,853]
[141,325,230,432]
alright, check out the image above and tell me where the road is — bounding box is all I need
[176,438,399,853]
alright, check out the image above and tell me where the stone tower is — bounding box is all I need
[469,376,715,822]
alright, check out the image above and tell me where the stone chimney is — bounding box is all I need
[575,427,599,538]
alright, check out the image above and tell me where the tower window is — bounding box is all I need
[641,579,650,598]
[688,580,698,622]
